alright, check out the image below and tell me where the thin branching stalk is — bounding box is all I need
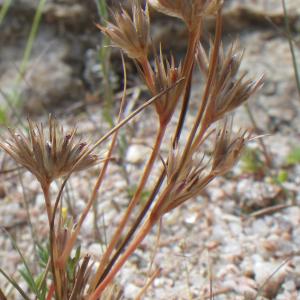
[0,0,263,298]
[92,6,205,286]
[66,79,184,174]
[69,255,91,300]
[135,268,160,300]
[44,182,62,300]
[89,216,155,299]
[139,55,155,92]
[174,9,222,176]
[42,184,52,225]
[49,82,183,255]
[90,123,167,290]
[173,61,194,146]
[97,166,166,285]
[91,166,186,297]
[57,54,129,270]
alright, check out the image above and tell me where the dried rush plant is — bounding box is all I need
[0,0,263,299]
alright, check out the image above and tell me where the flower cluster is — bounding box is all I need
[0,116,99,186]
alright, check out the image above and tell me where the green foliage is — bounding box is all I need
[282,0,300,99]
[127,185,151,206]
[0,230,49,300]
[95,0,115,125]
[277,169,288,183]
[19,243,49,300]
[0,267,30,300]
[36,244,49,269]
[0,0,46,126]
[0,0,12,24]
[286,147,300,165]
[67,246,81,283]
[241,147,265,174]
[0,107,7,125]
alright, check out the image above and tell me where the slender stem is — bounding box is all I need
[174,11,222,177]
[57,54,129,270]
[282,0,300,99]
[90,124,166,290]
[42,184,62,300]
[42,184,52,225]
[173,60,194,146]
[97,167,166,284]
[139,55,155,93]
[173,22,202,146]
[135,268,160,300]
[100,27,203,275]
[62,79,183,185]
[88,217,154,300]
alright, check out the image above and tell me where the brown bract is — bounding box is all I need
[148,0,221,29]
[0,116,99,186]
[197,42,264,123]
[97,0,150,60]
[212,120,250,176]
[161,143,211,213]
[151,51,183,124]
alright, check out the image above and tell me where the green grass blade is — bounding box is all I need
[10,0,47,105]
[0,228,39,296]
[0,0,12,25]
[282,0,300,98]
[0,268,31,300]
[95,0,109,20]
[18,0,47,80]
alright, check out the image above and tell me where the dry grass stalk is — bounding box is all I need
[89,1,262,299]
[0,0,264,299]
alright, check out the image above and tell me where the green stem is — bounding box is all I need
[282,0,300,99]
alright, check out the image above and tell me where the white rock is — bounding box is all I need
[124,283,140,298]
[126,144,151,164]
[88,243,103,259]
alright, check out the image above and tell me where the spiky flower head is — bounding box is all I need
[97,0,150,60]
[197,41,264,123]
[0,116,99,186]
[161,143,211,213]
[152,119,250,218]
[148,0,221,29]
[212,120,250,176]
[150,50,183,124]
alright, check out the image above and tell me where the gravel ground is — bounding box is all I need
[1,0,300,299]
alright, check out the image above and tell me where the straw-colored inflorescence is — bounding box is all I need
[87,1,264,299]
[0,116,99,186]
[197,41,264,123]
[96,0,150,60]
[148,0,221,29]
[151,51,183,124]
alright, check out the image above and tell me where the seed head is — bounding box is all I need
[150,50,183,124]
[0,116,100,186]
[153,142,211,217]
[212,120,250,175]
[148,0,221,29]
[97,0,150,60]
[198,42,264,123]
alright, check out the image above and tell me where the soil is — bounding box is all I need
[1,0,300,299]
